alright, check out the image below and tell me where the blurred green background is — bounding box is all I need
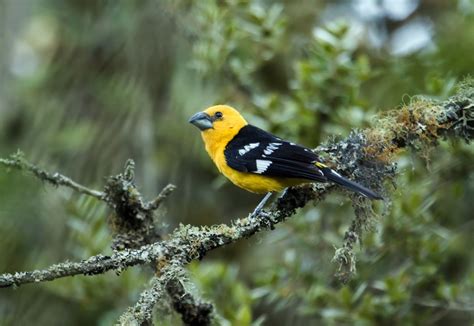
[0,0,473,325]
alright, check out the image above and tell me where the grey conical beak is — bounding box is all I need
[189,111,213,131]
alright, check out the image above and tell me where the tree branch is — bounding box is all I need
[0,151,104,200]
[118,263,213,326]
[118,274,168,326]
[103,160,176,250]
[165,277,213,325]
[0,244,167,288]
[144,184,177,211]
[0,189,318,289]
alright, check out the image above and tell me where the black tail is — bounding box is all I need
[322,168,382,200]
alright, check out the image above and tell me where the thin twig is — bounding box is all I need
[144,184,177,211]
[0,152,104,200]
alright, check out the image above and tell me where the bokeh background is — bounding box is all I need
[0,0,473,325]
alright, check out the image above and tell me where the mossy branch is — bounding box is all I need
[118,263,213,326]
[0,245,167,288]
[0,79,472,324]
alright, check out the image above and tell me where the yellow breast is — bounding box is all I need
[204,140,292,193]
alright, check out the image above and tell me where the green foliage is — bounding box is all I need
[0,0,473,325]
[189,261,259,326]
[190,0,287,80]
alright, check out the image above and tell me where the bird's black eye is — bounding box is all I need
[215,111,223,119]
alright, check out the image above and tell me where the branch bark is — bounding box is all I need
[0,151,105,200]
[118,263,213,326]
[0,244,166,288]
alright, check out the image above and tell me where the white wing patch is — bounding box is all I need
[255,159,272,174]
[238,142,260,156]
[330,169,342,178]
[263,142,282,155]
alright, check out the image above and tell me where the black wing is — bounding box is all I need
[224,125,326,182]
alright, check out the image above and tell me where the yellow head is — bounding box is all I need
[189,105,247,133]
[189,105,248,154]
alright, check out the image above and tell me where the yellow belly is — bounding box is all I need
[221,166,290,193]
[210,147,303,193]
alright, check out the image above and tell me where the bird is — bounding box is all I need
[189,105,382,216]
